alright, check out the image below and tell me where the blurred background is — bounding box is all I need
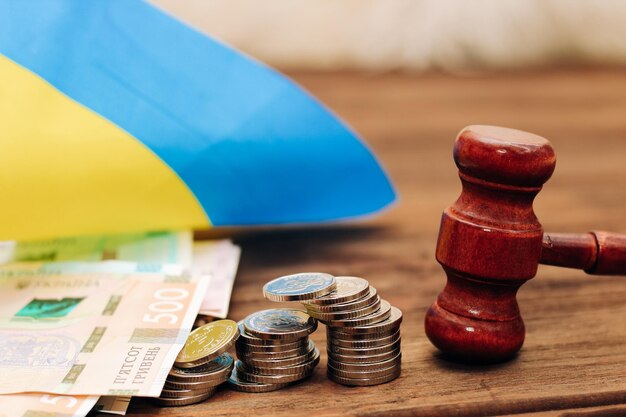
[151,0,626,72]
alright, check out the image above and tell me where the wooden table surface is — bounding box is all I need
[123,70,626,417]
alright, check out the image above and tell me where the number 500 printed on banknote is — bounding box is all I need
[0,263,209,397]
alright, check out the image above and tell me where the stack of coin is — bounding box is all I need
[231,308,320,392]
[302,276,403,386]
[154,319,239,406]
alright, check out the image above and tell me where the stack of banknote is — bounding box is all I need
[0,231,240,417]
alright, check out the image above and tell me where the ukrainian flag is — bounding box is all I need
[0,1,395,241]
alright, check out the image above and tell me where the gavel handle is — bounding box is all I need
[541,231,626,275]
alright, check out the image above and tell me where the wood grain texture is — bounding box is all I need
[112,70,626,417]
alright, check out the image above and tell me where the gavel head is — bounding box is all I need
[425,125,557,362]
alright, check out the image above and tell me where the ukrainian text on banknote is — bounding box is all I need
[0,262,209,396]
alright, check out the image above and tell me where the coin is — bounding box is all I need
[237,341,312,360]
[235,359,318,384]
[328,330,400,348]
[168,352,234,383]
[227,368,290,393]
[239,349,320,376]
[327,352,401,372]
[307,288,379,314]
[304,277,370,305]
[237,337,308,353]
[237,340,315,364]
[327,366,401,386]
[306,297,381,322]
[328,305,402,334]
[237,322,295,346]
[243,309,317,341]
[175,319,239,368]
[327,361,401,380]
[152,390,215,406]
[159,386,217,398]
[164,378,225,391]
[327,326,398,340]
[241,346,320,375]
[328,346,400,364]
[328,339,401,356]
[326,300,391,327]
[263,273,336,302]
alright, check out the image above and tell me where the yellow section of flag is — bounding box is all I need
[0,56,209,240]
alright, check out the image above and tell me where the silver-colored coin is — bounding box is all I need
[243,309,317,341]
[239,341,315,367]
[239,348,320,375]
[159,386,217,398]
[168,352,234,383]
[326,330,400,349]
[307,297,381,322]
[327,352,401,372]
[326,300,391,328]
[237,322,299,346]
[237,337,308,353]
[327,326,398,341]
[328,305,402,334]
[235,360,318,384]
[164,377,225,391]
[152,390,215,406]
[306,288,378,313]
[263,273,336,301]
[327,346,400,364]
[237,340,313,360]
[304,277,370,305]
[227,368,290,393]
[328,366,401,386]
[327,361,401,380]
[328,339,401,356]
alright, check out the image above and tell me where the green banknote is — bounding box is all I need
[0,231,192,265]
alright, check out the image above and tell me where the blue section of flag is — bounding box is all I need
[0,0,395,225]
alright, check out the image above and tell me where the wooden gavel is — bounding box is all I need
[424,125,626,362]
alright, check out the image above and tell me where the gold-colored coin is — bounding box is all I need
[328,366,401,386]
[328,339,401,356]
[175,319,239,368]
[327,346,400,364]
[263,272,336,301]
[152,390,215,406]
[227,369,290,393]
[243,309,317,341]
[326,300,391,328]
[307,297,380,322]
[168,352,234,383]
[328,330,400,347]
[304,277,370,305]
[327,352,401,372]
[327,361,401,380]
[306,288,378,313]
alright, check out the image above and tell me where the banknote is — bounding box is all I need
[0,230,192,265]
[0,232,239,318]
[0,262,209,396]
[194,240,241,317]
[0,393,98,417]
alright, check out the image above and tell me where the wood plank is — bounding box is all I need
[116,70,626,416]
